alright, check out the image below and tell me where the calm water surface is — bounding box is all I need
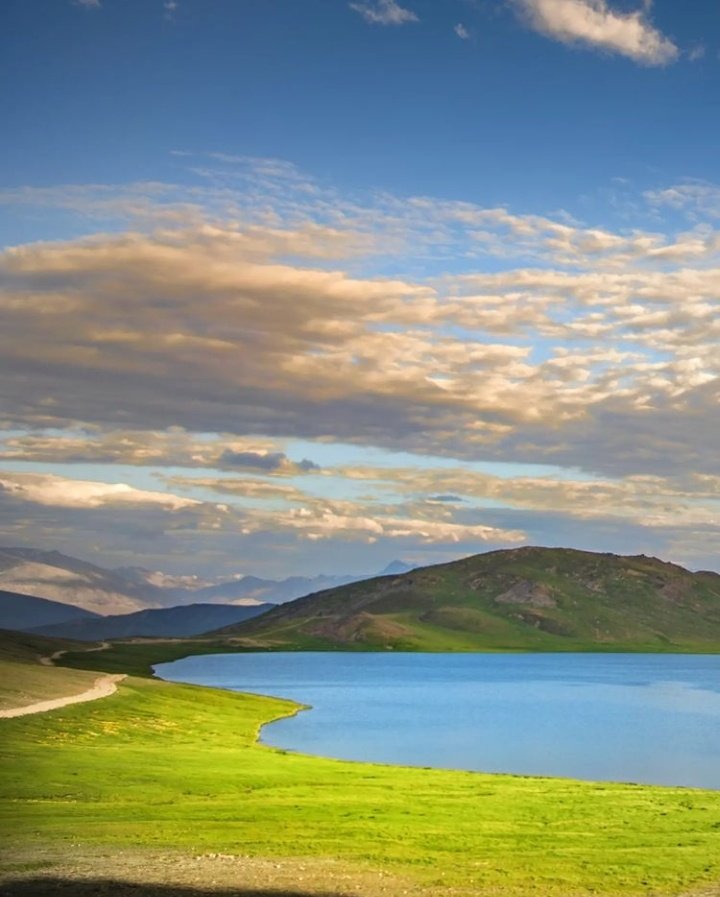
[155,652,720,788]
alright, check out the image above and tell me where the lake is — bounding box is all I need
[155,652,720,789]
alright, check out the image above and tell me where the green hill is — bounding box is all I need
[218,547,720,652]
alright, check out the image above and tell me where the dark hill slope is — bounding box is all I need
[0,628,93,664]
[31,602,273,641]
[0,588,100,631]
[218,547,720,652]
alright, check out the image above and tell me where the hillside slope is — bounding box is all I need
[0,548,165,615]
[219,547,720,652]
[31,601,273,641]
[0,589,100,631]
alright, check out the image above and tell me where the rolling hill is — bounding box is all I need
[0,588,100,631]
[30,602,273,641]
[218,547,720,652]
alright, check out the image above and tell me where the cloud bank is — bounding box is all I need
[1,211,718,478]
[1,161,719,573]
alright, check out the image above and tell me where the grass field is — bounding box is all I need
[1,639,720,897]
[0,630,105,711]
[0,657,103,710]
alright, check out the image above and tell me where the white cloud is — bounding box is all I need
[454,23,470,40]
[240,502,526,546]
[165,475,308,502]
[349,0,418,26]
[0,471,200,511]
[512,0,678,65]
[74,0,101,7]
[645,181,720,219]
[337,465,720,530]
[0,430,324,475]
[7,167,719,271]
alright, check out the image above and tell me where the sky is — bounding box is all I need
[1,0,719,579]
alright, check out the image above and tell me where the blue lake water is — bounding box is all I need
[155,652,720,789]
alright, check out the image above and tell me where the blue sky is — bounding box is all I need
[1,0,719,578]
[3,0,718,213]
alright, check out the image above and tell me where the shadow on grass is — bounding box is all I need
[0,881,354,897]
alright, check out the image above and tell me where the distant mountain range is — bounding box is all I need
[0,545,414,627]
[121,560,415,606]
[0,587,272,640]
[0,547,163,615]
[217,547,720,652]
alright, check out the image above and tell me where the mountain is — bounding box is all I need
[378,560,415,576]
[187,562,417,604]
[0,544,419,616]
[0,588,100,631]
[30,602,273,641]
[187,573,359,605]
[0,547,166,615]
[216,547,720,652]
[112,564,418,606]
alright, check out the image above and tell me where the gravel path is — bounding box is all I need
[0,673,126,719]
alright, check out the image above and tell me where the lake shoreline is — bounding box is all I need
[155,650,720,790]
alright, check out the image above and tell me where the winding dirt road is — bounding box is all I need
[0,673,126,719]
[38,640,112,667]
[1,641,124,719]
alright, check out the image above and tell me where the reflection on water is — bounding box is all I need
[156,652,720,789]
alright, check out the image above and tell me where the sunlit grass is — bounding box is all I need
[1,664,719,895]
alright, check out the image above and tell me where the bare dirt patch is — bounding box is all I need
[0,848,444,897]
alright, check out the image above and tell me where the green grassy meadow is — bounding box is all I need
[2,641,720,896]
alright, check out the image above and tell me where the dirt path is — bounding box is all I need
[38,640,112,667]
[4,641,122,719]
[0,672,126,719]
